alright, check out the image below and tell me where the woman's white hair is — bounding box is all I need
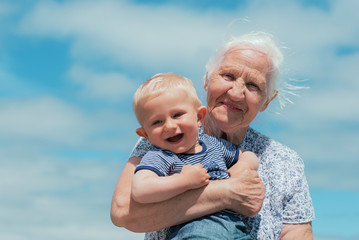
[205,31,291,108]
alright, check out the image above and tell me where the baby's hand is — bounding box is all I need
[181,164,210,189]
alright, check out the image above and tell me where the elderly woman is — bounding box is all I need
[111,32,315,239]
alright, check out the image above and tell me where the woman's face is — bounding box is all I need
[205,48,274,134]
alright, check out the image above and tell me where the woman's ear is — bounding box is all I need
[260,90,278,112]
[136,128,148,139]
[197,106,207,127]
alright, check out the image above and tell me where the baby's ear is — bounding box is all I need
[136,128,148,139]
[197,106,207,127]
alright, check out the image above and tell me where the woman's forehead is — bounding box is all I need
[228,46,267,56]
[219,48,271,73]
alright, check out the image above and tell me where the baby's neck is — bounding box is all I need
[184,140,202,154]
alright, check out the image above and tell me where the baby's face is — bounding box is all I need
[139,89,202,154]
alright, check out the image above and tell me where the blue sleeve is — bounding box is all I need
[211,136,239,169]
[135,150,174,177]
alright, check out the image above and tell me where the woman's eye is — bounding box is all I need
[247,82,260,90]
[222,74,235,81]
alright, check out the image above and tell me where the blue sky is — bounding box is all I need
[0,0,358,239]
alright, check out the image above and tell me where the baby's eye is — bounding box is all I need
[173,112,184,118]
[152,120,162,126]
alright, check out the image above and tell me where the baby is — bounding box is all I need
[131,72,258,239]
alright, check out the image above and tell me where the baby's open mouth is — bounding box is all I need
[167,133,184,143]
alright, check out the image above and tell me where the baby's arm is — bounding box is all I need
[131,164,210,204]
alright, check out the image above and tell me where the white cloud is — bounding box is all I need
[68,64,137,102]
[0,97,91,144]
[16,0,359,100]
[0,103,140,237]
[0,96,138,150]
[17,0,229,72]
[17,0,359,101]
[0,154,144,240]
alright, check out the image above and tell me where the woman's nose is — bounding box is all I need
[227,80,245,100]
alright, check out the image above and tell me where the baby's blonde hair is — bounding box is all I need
[133,73,201,125]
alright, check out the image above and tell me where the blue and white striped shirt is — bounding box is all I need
[135,133,239,180]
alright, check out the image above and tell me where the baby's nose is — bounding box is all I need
[164,119,177,131]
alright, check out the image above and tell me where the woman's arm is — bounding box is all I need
[280,222,313,240]
[279,150,314,239]
[110,156,265,232]
[131,164,210,203]
[110,156,225,232]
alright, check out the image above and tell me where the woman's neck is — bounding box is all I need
[203,115,248,145]
[222,129,248,145]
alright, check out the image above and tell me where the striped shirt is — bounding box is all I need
[135,133,240,180]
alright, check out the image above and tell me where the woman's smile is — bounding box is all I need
[221,100,243,112]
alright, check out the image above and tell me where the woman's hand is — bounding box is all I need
[227,165,265,217]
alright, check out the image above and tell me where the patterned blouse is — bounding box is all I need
[130,127,315,239]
